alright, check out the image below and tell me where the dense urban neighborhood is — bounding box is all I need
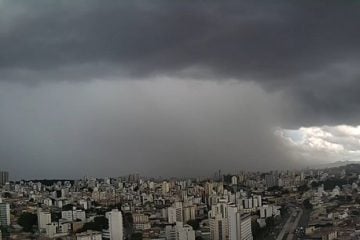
[0,163,360,239]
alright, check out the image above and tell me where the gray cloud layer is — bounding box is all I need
[0,1,359,178]
[1,1,360,124]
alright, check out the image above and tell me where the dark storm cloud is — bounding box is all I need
[1,1,360,123]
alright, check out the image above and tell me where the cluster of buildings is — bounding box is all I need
[1,165,360,239]
[296,167,360,239]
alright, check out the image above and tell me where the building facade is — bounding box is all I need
[0,172,9,186]
[107,209,123,240]
[0,201,10,226]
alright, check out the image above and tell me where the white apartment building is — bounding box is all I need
[62,209,86,221]
[45,221,71,239]
[168,207,177,224]
[209,202,253,240]
[183,205,196,223]
[209,201,229,240]
[228,205,253,240]
[107,209,123,240]
[0,201,10,226]
[168,202,183,223]
[165,222,195,240]
[37,208,51,232]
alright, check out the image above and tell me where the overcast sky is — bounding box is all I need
[1,0,360,179]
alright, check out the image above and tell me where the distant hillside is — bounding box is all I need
[313,160,360,170]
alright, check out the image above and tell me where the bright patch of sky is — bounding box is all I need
[276,125,360,164]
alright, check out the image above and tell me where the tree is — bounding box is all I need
[0,226,10,238]
[123,212,133,229]
[281,189,290,194]
[311,181,320,188]
[352,210,360,216]
[336,195,352,203]
[107,203,122,211]
[265,217,275,227]
[267,186,282,192]
[252,220,267,240]
[18,212,37,232]
[131,232,142,240]
[298,184,309,193]
[280,206,288,217]
[3,192,11,198]
[187,219,200,230]
[62,204,74,211]
[51,212,61,222]
[81,216,108,232]
[303,199,313,209]
[251,221,261,234]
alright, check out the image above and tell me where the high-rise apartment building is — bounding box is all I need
[239,214,252,240]
[228,205,253,240]
[174,202,183,222]
[168,207,177,224]
[265,174,278,188]
[209,201,229,240]
[165,222,195,240]
[0,172,9,186]
[209,202,253,240]
[0,198,10,226]
[183,205,196,223]
[37,208,51,232]
[107,209,123,240]
[168,202,183,223]
[228,205,241,240]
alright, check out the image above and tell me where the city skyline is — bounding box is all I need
[5,162,359,239]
